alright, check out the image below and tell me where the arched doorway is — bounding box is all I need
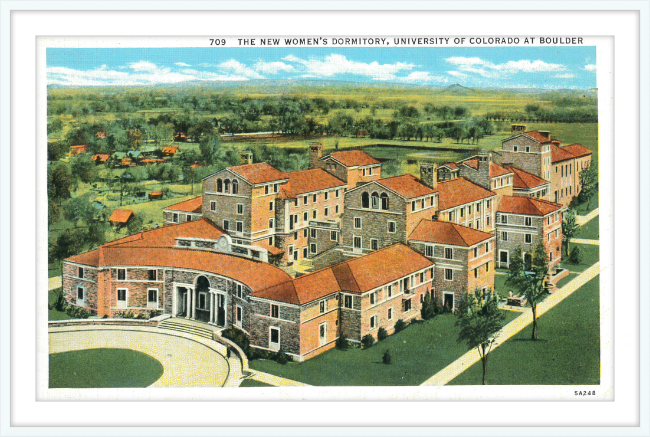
[194,276,211,323]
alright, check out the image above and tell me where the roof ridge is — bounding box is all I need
[448,223,469,246]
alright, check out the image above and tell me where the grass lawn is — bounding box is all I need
[556,272,579,289]
[49,348,164,388]
[249,311,517,386]
[48,288,72,321]
[560,243,600,273]
[239,379,274,388]
[448,275,600,385]
[575,215,600,240]
[574,195,600,216]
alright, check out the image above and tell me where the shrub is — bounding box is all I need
[377,327,388,341]
[421,292,436,320]
[221,327,250,356]
[136,313,147,319]
[336,335,349,350]
[569,246,583,264]
[149,310,162,318]
[394,319,407,333]
[274,351,289,365]
[53,289,67,312]
[382,349,392,365]
[361,334,375,349]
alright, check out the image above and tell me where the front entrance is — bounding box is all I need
[217,294,226,327]
[499,250,509,268]
[524,252,533,271]
[195,277,211,322]
[176,287,188,317]
[444,292,454,312]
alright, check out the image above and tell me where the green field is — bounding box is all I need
[575,215,600,240]
[49,348,164,388]
[448,275,600,385]
[249,311,517,386]
[48,288,73,320]
[560,243,600,273]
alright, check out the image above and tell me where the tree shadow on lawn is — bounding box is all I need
[511,338,549,343]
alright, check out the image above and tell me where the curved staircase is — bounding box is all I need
[158,318,220,340]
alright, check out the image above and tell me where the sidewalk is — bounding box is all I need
[570,238,599,246]
[248,370,310,387]
[420,261,601,386]
[576,208,599,226]
[49,276,61,290]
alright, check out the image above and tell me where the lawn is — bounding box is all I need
[575,215,600,240]
[249,311,517,386]
[49,348,164,388]
[239,379,274,388]
[560,243,600,273]
[555,272,579,289]
[448,275,600,385]
[48,287,72,321]
[574,195,600,216]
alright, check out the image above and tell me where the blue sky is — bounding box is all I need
[46,46,597,89]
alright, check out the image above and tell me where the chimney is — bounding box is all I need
[539,131,551,141]
[477,150,491,177]
[239,151,253,165]
[309,142,323,169]
[420,162,438,189]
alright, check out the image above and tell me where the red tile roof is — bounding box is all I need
[164,196,202,214]
[562,143,592,158]
[327,150,380,167]
[67,248,101,266]
[108,209,134,224]
[103,218,223,249]
[229,162,286,184]
[409,219,494,247]
[502,164,548,189]
[523,131,552,143]
[278,168,346,198]
[376,174,437,199]
[253,268,340,305]
[161,146,179,154]
[551,144,575,163]
[440,162,459,170]
[436,177,496,211]
[92,153,110,162]
[498,196,562,216]
[252,241,284,256]
[461,159,512,178]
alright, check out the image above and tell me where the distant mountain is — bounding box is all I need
[437,83,475,95]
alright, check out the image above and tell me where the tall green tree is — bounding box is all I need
[70,154,97,184]
[456,288,506,385]
[47,163,75,204]
[506,245,549,340]
[579,165,598,210]
[562,208,579,256]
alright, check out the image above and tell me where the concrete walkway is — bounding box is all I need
[248,370,310,387]
[420,261,601,386]
[576,208,599,226]
[570,238,600,246]
[48,276,62,290]
[49,325,239,387]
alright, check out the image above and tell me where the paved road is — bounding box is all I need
[576,208,599,226]
[49,325,235,387]
[420,261,601,386]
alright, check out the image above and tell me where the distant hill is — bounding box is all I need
[437,83,475,95]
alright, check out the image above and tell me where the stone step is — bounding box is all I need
[158,320,215,339]
[158,324,214,339]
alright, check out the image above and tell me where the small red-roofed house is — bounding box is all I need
[310,143,382,188]
[108,209,135,227]
[502,164,551,200]
[163,196,203,224]
[69,144,89,156]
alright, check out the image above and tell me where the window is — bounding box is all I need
[303,196,308,205]
[412,201,416,211]
[325,191,330,200]
[476,202,481,212]
[224,179,231,193]
[487,200,491,209]
[354,236,362,248]
[269,236,274,245]
[148,269,157,281]
[237,284,243,298]
[274,184,279,193]
[371,239,379,251]
[270,327,279,346]
[335,205,340,214]
[223,220,229,231]
[148,289,158,308]
[371,192,379,209]
[310,243,317,254]
[76,286,84,305]
[237,221,244,233]
[310,228,317,238]
[324,207,329,217]
[363,169,367,176]
[388,285,393,297]
[370,293,376,305]
[117,268,126,280]
[320,300,326,313]
[344,295,353,309]
[269,201,274,211]
[271,304,279,318]
[525,146,530,153]
[474,247,478,258]
[468,205,473,215]
[445,248,453,259]
[77,267,84,278]
[313,194,317,203]
[474,268,478,278]
[486,262,490,272]
[331,231,337,241]
[117,288,127,308]
[354,217,362,229]
[513,146,518,152]
[232,180,239,194]
[381,193,389,210]
[312,210,317,219]
[265,185,269,195]
[445,269,453,281]
[216,179,223,192]
[501,214,507,224]
[210,201,216,212]
[268,219,273,230]
[370,315,377,329]
[303,212,308,222]
[448,212,453,221]
[487,216,491,226]
[173,213,179,223]
[319,322,327,345]
[500,251,509,264]
[430,197,434,207]
[237,204,243,215]
[425,245,433,257]
[525,234,532,243]
[387,221,396,233]
[525,216,532,226]
[501,231,508,241]
[460,207,464,218]
[549,252,553,262]
[303,229,308,238]
[388,308,393,320]
[336,189,340,198]
[295,199,298,207]
[420,272,425,283]
[404,299,412,312]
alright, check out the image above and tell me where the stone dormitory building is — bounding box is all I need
[63,127,589,361]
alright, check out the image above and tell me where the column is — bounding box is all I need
[191,288,197,319]
[209,293,215,324]
[185,290,190,318]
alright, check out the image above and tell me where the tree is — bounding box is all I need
[421,291,437,320]
[47,141,68,162]
[70,153,97,184]
[562,208,579,256]
[127,215,145,235]
[506,245,549,340]
[579,165,598,210]
[48,163,74,204]
[456,288,506,385]
[63,194,95,224]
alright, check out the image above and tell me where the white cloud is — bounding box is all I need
[254,60,294,74]
[399,71,449,84]
[175,62,191,67]
[128,61,159,72]
[447,71,469,78]
[282,54,415,81]
[445,57,565,78]
[585,64,597,71]
[555,73,575,79]
[219,59,265,79]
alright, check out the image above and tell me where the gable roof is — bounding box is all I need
[436,177,496,211]
[228,162,286,184]
[523,131,553,143]
[103,217,224,249]
[562,143,592,158]
[502,164,549,189]
[375,174,437,199]
[325,150,380,167]
[498,196,562,216]
[278,168,346,198]
[108,209,134,224]
[164,196,202,214]
[409,219,494,247]
[460,158,512,178]
[439,162,459,170]
[551,143,575,163]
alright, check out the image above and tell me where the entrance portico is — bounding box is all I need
[172,278,228,327]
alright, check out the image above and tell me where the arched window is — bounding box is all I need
[371,192,379,209]
[361,192,370,208]
[232,179,239,194]
[224,179,231,193]
[381,193,389,210]
[216,179,223,193]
